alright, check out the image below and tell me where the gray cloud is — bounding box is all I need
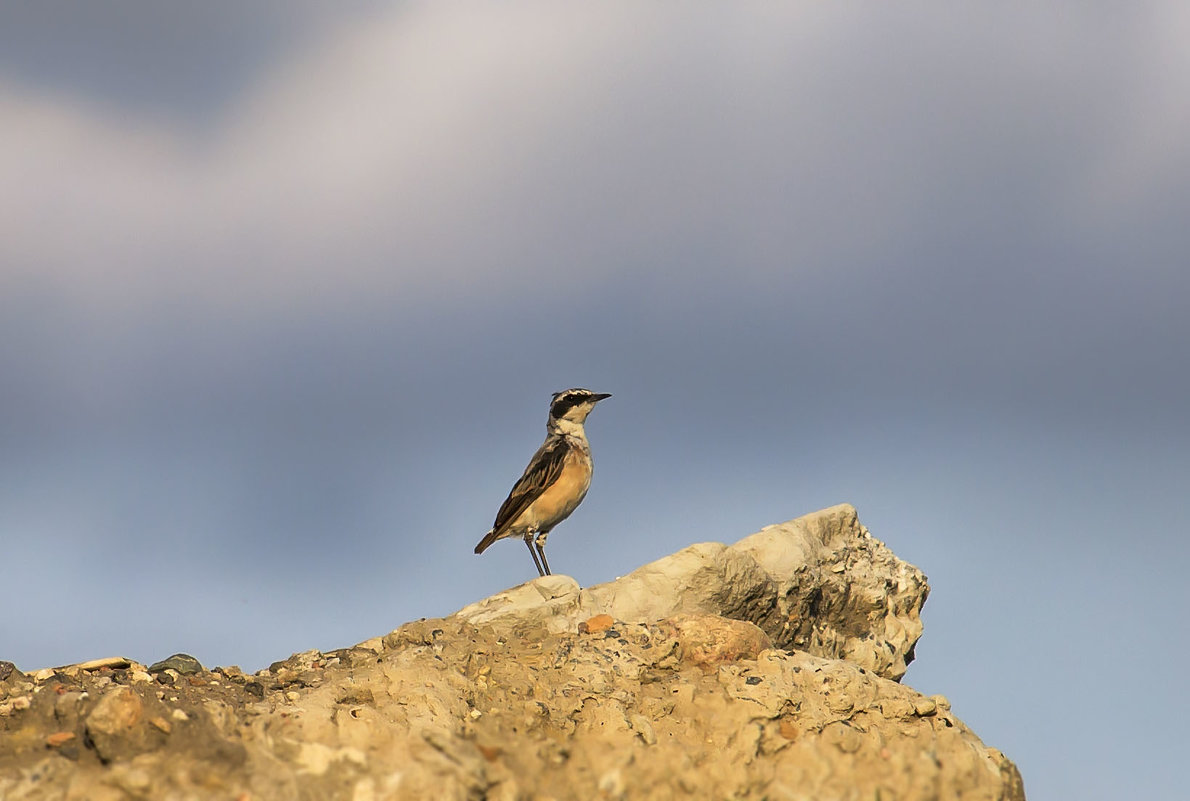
[0,0,382,114]
[3,3,1187,316]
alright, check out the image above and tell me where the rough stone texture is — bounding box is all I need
[457,503,928,681]
[84,687,150,763]
[0,506,1022,800]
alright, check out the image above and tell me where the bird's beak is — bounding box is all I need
[592,393,612,402]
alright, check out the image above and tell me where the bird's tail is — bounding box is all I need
[474,528,498,554]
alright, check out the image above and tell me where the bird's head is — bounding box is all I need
[548,388,611,426]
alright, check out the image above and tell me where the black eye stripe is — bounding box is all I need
[550,392,592,417]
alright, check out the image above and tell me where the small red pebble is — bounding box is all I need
[46,731,76,748]
[779,719,799,741]
[584,614,615,634]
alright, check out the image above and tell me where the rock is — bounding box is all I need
[148,654,204,675]
[0,661,19,683]
[45,731,76,748]
[656,613,773,668]
[353,637,385,654]
[455,504,928,680]
[0,506,1021,800]
[452,574,582,629]
[75,657,135,672]
[84,686,148,763]
[0,696,31,717]
[580,613,615,634]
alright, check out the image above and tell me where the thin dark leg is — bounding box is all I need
[534,532,552,576]
[523,533,545,577]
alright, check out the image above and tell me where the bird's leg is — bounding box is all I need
[523,532,546,577]
[534,531,552,576]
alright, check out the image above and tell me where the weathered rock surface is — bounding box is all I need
[456,503,927,681]
[0,505,1024,800]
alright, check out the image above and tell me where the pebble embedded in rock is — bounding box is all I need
[779,719,800,741]
[46,731,76,747]
[582,614,615,634]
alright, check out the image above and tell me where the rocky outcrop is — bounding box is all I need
[456,503,927,682]
[0,505,1024,800]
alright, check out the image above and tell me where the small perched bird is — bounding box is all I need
[474,388,611,577]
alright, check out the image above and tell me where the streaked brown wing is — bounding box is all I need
[490,437,568,538]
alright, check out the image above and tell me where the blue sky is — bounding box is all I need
[2,4,1188,798]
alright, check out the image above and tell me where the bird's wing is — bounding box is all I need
[474,437,568,553]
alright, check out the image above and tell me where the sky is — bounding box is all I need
[1,2,1187,797]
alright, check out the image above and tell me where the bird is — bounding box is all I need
[474,388,611,577]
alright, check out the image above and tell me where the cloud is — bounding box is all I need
[2,3,1185,323]
[1,1,1188,427]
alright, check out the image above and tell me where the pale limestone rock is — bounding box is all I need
[0,506,1021,801]
[73,657,135,672]
[452,573,582,630]
[455,504,928,680]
